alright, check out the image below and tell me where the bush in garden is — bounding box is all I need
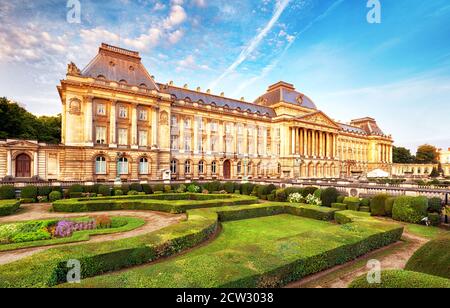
[359,206,371,213]
[114,189,123,196]
[275,189,287,202]
[320,187,339,207]
[385,197,396,216]
[142,184,152,195]
[305,194,322,206]
[95,215,112,229]
[240,183,255,195]
[68,184,84,194]
[21,186,38,201]
[428,197,443,213]
[265,184,277,195]
[288,193,304,203]
[49,191,62,202]
[234,190,241,195]
[176,184,187,193]
[344,197,361,212]
[164,185,172,193]
[0,185,16,200]
[313,189,323,199]
[224,182,235,194]
[152,184,164,192]
[336,195,345,203]
[128,190,139,196]
[301,187,318,198]
[98,185,111,197]
[370,194,390,216]
[121,185,130,194]
[427,213,441,226]
[360,198,371,207]
[38,186,52,197]
[187,184,200,193]
[233,183,242,193]
[284,187,302,198]
[130,183,143,192]
[332,203,347,210]
[267,194,276,202]
[204,181,221,193]
[392,196,428,224]
[38,196,49,203]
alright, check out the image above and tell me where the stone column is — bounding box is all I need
[179,117,185,153]
[319,132,324,157]
[333,134,337,158]
[312,130,316,157]
[303,129,308,156]
[6,150,12,177]
[291,128,295,155]
[218,122,224,154]
[110,101,117,148]
[131,104,138,149]
[151,107,159,148]
[263,127,268,157]
[85,96,93,146]
[33,152,38,177]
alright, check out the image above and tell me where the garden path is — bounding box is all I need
[0,203,185,265]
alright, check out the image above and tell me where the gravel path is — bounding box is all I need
[0,204,185,265]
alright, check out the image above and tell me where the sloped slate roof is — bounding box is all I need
[254,82,317,110]
[339,123,368,135]
[81,44,159,90]
[158,84,277,117]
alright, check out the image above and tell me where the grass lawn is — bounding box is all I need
[403,223,449,240]
[62,214,342,288]
[0,216,145,252]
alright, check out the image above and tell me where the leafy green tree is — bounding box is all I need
[415,144,439,164]
[0,97,61,144]
[393,146,415,163]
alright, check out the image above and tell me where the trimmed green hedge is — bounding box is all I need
[52,194,258,214]
[385,197,396,216]
[21,186,38,201]
[392,196,428,224]
[0,185,16,200]
[320,187,339,207]
[332,203,347,210]
[370,194,389,216]
[0,200,21,216]
[343,197,360,212]
[405,235,450,279]
[349,270,450,288]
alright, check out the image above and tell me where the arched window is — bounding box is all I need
[97,75,106,80]
[185,160,192,174]
[119,79,127,85]
[118,157,128,175]
[211,161,217,174]
[170,160,178,174]
[198,160,205,174]
[95,156,107,175]
[139,157,149,175]
[237,161,242,174]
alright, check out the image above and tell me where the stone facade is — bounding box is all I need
[0,44,394,183]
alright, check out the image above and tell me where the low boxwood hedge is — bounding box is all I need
[370,194,389,216]
[332,203,347,210]
[392,196,428,224]
[343,197,360,212]
[349,270,450,288]
[405,235,450,279]
[0,200,21,216]
[0,185,16,200]
[52,194,258,214]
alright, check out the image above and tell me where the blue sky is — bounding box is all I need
[0,0,449,152]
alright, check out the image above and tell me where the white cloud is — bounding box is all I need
[168,29,185,44]
[153,2,166,11]
[192,0,206,7]
[163,4,187,29]
[177,55,210,71]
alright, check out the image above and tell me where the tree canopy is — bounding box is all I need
[393,146,415,164]
[415,144,439,164]
[0,97,61,144]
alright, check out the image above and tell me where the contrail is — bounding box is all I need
[209,0,291,90]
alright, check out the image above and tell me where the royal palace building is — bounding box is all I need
[0,44,394,183]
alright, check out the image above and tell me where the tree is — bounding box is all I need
[0,97,61,144]
[415,144,439,164]
[393,146,415,163]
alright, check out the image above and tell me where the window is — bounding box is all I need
[210,121,218,132]
[237,162,242,174]
[278,163,282,174]
[211,161,217,174]
[96,126,107,144]
[139,158,149,175]
[198,161,205,174]
[118,157,128,175]
[197,136,204,153]
[139,130,148,147]
[139,109,147,121]
[184,160,192,174]
[118,128,128,145]
[97,103,106,116]
[184,135,191,152]
[211,136,217,152]
[184,118,191,129]
[95,156,106,174]
[119,106,128,118]
[171,116,178,127]
[237,139,243,155]
[248,163,253,174]
[170,160,177,174]
[170,135,178,150]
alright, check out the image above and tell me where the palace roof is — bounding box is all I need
[254,81,318,110]
[81,44,159,91]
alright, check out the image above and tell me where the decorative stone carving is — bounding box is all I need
[67,62,81,76]
[69,98,82,115]
[160,111,169,125]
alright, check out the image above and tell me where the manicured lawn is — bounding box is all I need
[403,223,448,240]
[62,214,355,288]
[0,216,145,252]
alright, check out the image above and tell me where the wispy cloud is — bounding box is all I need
[209,0,291,90]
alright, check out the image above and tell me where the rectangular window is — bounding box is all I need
[184,118,191,129]
[118,128,128,145]
[237,139,243,154]
[210,121,218,132]
[96,126,107,144]
[171,116,178,127]
[139,130,148,146]
[211,136,217,152]
[139,110,147,121]
[184,135,191,151]
[97,103,106,116]
[119,106,128,118]
[170,135,178,150]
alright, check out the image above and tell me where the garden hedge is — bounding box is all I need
[370,194,389,216]
[52,193,258,214]
[405,235,450,279]
[320,187,339,207]
[0,200,21,216]
[343,197,360,212]
[0,201,403,288]
[21,186,38,201]
[0,185,16,200]
[349,270,450,288]
[392,196,428,224]
[332,203,347,210]
[385,197,396,216]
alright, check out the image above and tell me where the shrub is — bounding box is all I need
[0,200,21,216]
[49,191,62,202]
[265,184,277,195]
[240,183,255,195]
[428,197,443,213]
[359,206,371,213]
[336,195,345,203]
[38,186,52,197]
[360,198,370,207]
[130,183,143,192]
[0,186,16,200]
[301,186,318,198]
[68,184,84,194]
[392,196,428,224]
[234,190,241,195]
[344,197,360,212]
[349,270,450,288]
[204,181,221,193]
[164,185,172,193]
[114,189,123,196]
[331,203,347,210]
[256,185,266,198]
[267,194,276,202]
[95,215,112,229]
[275,189,287,202]
[427,213,441,226]
[187,184,200,193]
[98,185,111,197]
[313,189,323,199]
[385,197,396,217]
[127,190,139,196]
[370,194,389,216]
[320,187,339,207]
[405,235,450,279]
[176,184,187,193]
[224,182,235,194]
[21,186,38,201]
[305,194,322,206]
[288,193,304,203]
[142,184,152,195]
[153,184,164,192]
[284,187,302,198]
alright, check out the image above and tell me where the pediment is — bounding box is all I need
[296,111,340,129]
[5,140,39,148]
